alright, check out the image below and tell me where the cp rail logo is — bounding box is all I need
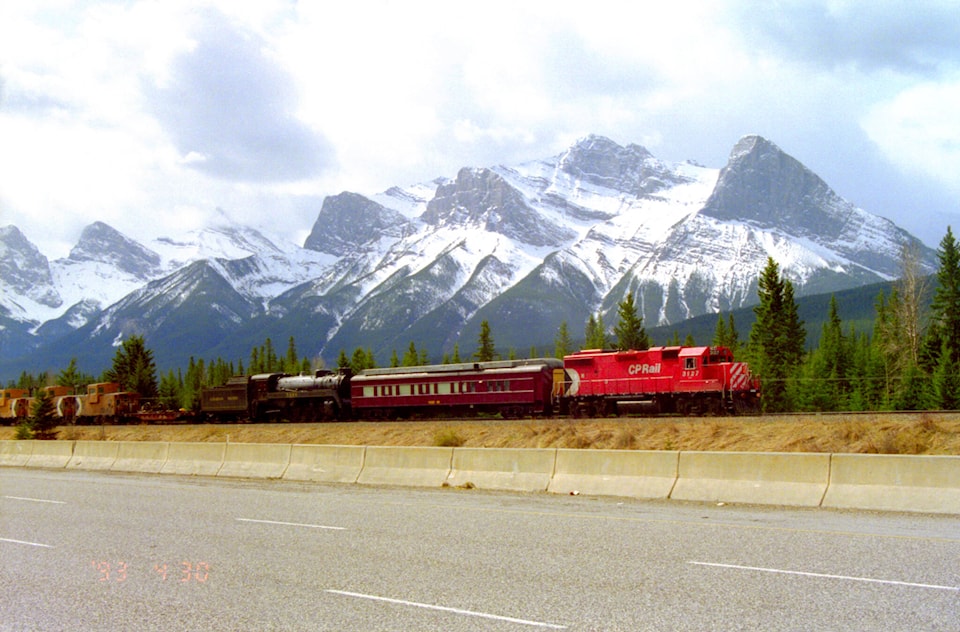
[627,363,661,375]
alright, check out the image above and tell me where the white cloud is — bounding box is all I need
[863,79,960,193]
[1,0,959,257]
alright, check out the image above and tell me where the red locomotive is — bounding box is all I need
[562,346,759,416]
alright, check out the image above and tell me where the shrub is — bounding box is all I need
[433,428,464,447]
[15,422,34,440]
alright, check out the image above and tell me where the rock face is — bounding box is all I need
[557,134,691,195]
[423,167,574,247]
[702,135,848,235]
[68,221,162,278]
[0,225,61,308]
[304,192,410,255]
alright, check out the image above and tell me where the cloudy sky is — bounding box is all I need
[1,1,958,258]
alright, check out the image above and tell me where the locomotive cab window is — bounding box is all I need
[684,358,697,370]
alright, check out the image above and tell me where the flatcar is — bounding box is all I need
[562,345,759,416]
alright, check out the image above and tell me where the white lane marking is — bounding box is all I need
[690,561,960,592]
[326,589,567,629]
[0,537,54,548]
[3,495,66,505]
[236,518,345,530]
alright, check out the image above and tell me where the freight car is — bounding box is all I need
[0,382,140,425]
[0,388,30,423]
[561,345,759,416]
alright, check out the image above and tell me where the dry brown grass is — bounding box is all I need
[3,412,960,454]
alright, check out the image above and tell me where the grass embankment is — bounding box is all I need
[3,412,960,454]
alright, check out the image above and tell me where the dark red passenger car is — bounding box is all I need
[351,358,565,419]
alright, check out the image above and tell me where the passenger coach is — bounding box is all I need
[350,358,565,419]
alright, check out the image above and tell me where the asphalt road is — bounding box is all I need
[1,468,958,631]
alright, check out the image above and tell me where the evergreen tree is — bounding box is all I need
[285,336,299,373]
[263,338,278,372]
[683,333,696,347]
[389,350,400,367]
[554,321,573,359]
[614,292,649,350]
[56,358,93,389]
[337,349,350,369]
[402,342,420,366]
[28,388,58,439]
[348,347,375,373]
[925,227,960,406]
[895,363,932,411]
[932,342,960,410]
[451,344,461,363]
[158,370,182,409]
[103,335,158,398]
[713,313,740,352]
[474,320,496,362]
[713,314,728,348]
[584,313,607,349]
[748,258,806,412]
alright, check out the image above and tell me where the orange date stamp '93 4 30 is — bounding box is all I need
[91,560,211,583]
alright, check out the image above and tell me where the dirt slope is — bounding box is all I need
[4,412,960,454]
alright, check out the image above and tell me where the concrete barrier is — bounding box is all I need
[0,440,32,467]
[548,449,679,498]
[217,442,291,479]
[823,454,960,514]
[357,446,453,487]
[111,442,170,474]
[67,441,120,470]
[671,451,831,507]
[284,445,365,483]
[160,442,226,476]
[25,441,74,468]
[446,448,557,492]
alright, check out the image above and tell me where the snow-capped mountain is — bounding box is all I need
[0,134,936,376]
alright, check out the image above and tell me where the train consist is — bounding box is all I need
[1,345,760,425]
[197,345,759,421]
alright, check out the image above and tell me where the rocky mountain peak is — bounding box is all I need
[558,134,689,196]
[700,134,848,237]
[423,167,573,247]
[303,192,410,255]
[0,225,61,308]
[68,221,162,278]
